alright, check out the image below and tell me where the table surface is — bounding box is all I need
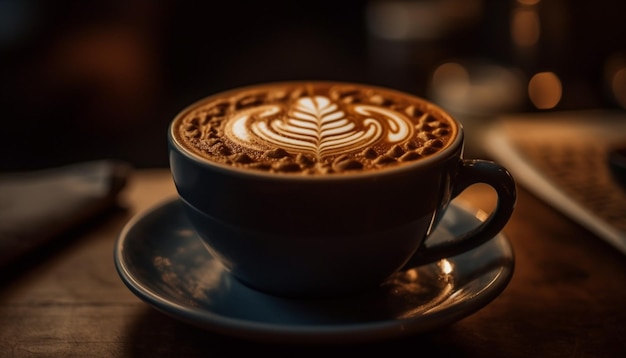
[1,169,625,357]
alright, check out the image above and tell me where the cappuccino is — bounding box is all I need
[172,82,457,174]
[168,81,517,297]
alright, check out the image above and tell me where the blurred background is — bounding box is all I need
[1,0,625,172]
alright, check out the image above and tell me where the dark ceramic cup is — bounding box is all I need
[168,81,516,298]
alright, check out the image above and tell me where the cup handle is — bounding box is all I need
[413,159,517,263]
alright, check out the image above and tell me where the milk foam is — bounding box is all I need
[224,95,414,160]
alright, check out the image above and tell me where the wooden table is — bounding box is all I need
[1,169,625,357]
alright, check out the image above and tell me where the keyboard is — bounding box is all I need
[482,110,626,256]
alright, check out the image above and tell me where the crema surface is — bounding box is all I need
[173,82,457,174]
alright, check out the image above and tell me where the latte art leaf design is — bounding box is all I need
[177,82,457,174]
[226,95,414,160]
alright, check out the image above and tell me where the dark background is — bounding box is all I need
[1,0,625,172]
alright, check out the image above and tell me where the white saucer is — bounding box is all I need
[114,198,514,344]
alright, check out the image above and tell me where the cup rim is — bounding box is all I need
[168,80,465,181]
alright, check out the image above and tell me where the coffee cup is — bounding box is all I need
[168,81,516,298]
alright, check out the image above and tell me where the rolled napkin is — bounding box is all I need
[0,160,131,270]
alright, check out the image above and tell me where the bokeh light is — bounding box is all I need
[528,72,562,109]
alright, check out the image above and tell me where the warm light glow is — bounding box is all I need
[511,7,540,48]
[431,62,470,102]
[439,259,454,275]
[429,62,526,114]
[405,268,419,281]
[528,72,562,109]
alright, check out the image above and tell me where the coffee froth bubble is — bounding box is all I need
[172,82,458,175]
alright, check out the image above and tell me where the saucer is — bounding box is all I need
[114,198,514,344]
